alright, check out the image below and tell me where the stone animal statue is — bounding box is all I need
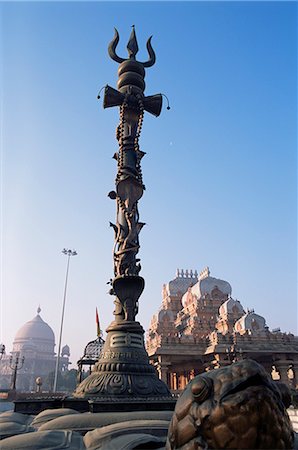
[166,359,294,449]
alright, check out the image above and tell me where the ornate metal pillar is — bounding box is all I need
[74,27,171,401]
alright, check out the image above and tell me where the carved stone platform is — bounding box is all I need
[73,321,172,403]
[14,396,176,415]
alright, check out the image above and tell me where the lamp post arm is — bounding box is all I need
[9,353,24,390]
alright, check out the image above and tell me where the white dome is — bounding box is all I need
[14,311,55,344]
[219,297,244,317]
[191,275,232,299]
[157,309,175,322]
[234,311,266,334]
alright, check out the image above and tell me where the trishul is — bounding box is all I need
[104,27,163,323]
[108,26,156,67]
[104,26,162,114]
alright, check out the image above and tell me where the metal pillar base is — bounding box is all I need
[73,321,171,400]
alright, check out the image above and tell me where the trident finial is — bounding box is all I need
[127,25,138,59]
[108,27,156,68]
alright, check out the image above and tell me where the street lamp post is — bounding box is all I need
[53,248,77,392]
[9,352,25,390]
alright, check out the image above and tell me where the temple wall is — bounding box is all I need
[288,407,298,432]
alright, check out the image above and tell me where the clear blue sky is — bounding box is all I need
[1,1,297,367]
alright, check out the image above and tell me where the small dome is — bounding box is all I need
[234,310,266,334]
[14,310,55,344]
[191,272,232,299]
[61,345,70,357]
[219,297,244,318]
[82,337,105,360]
[157,309,175,322]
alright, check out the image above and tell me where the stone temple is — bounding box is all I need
[0,308,70,391]
[146,267,298,392]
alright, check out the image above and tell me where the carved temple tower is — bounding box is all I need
[146,268,298,393]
